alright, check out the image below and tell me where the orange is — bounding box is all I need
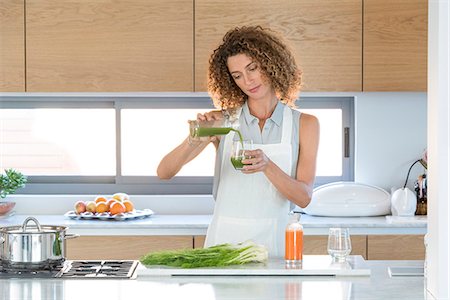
[106,199,116,211]
[96,202,108,213]
[95,196,108,204]
[122,200,134,213]
[112,192,129,202]
[109,201,126,215]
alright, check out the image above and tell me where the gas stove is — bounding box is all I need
[0,260,139,279]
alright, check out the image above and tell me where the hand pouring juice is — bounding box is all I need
[189,112,244,147]
[189,120,243,143]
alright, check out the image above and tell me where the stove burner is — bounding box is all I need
[0,259,65,273]
[0,260,139,279]
[0,264,64,279]
[60,260,138,279]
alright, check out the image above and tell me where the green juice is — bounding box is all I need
[192,127,244,146]
[231,156,245,170]
[195,127,233,137]
[231,129,244,146]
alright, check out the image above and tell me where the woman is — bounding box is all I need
[157,26,319,257]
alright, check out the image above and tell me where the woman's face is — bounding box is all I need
[227,53,274,101]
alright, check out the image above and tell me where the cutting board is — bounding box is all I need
[137,255,370,277]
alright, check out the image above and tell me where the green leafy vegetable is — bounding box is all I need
[0,169,27,198]
[53,232,62,256]
[140,240,268,268]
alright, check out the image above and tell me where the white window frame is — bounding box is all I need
[0,93,354,195]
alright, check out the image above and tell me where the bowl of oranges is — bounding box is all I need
[65,193,153,221]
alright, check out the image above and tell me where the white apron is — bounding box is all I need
[204,105,293,257]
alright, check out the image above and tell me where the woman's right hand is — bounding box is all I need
[158,110,224,179]
[191,110,224,144]
[196,110,223,122]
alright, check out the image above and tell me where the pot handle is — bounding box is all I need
[64,234,80,240]
[22,217,42,232]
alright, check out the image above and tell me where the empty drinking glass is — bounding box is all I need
[327,228,352,262]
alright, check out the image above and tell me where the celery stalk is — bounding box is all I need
[140,240,268,268]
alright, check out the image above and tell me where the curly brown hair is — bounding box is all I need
[207,26,302,110]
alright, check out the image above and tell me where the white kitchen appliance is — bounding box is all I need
[302,182,391,217]
[390,158,426,217]
[390,187,417,216]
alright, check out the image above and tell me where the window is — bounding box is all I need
[121,109,215,176]
[0,108,115,175]
[0,94,353,194]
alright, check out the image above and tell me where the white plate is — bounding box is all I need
[0,210,15,219]
[64,208,154,221]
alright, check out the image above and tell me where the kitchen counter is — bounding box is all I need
[2,260,428,300]
[0,214,427,236]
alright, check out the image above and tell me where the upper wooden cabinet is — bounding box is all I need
[195,0,362,92]
[26,0,193,92]
[363,0,428,91]
[0,0,25,92]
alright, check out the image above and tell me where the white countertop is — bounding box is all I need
[1,260,428,300]
[0,214,427,236]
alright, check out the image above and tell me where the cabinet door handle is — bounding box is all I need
[344,127,350,158]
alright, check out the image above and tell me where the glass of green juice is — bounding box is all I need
[230,140,253,170]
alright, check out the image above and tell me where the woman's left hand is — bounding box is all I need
[241,149,270,173]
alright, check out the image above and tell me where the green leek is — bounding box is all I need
[140,240,268,268]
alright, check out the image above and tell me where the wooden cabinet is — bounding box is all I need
[192,235,368,259]
[363,0,428,91]
[304,235,367,259]
[66,234,425,260]
[26,0,193,92]
[0,0,25,91]
[195,0,362,92]
[66,236,193,260]
[367,235,425,260]
[194,235,206,249]
[4,0,427,92]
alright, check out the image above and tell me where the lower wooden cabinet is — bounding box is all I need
[194,235,206,249]
[367,235,425,260]
[67,234,425,260]
[304,234,425,260]
[193,235,367,259]
[304,235,367,259]
[67,236,193,260]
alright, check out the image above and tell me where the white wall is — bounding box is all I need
[354,92,427,191]
[427,0,450,298]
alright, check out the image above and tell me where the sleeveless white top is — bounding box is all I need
[205,103,297,256]
[212,101,301,199]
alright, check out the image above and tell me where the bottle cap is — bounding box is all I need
[288,211,301,223]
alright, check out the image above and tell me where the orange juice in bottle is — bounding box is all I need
[285,212,303,267]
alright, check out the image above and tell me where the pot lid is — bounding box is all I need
[0,217,67,234]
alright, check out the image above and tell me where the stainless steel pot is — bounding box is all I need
[0,217,79,270]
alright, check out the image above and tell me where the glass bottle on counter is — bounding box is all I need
[285,212,303,267]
